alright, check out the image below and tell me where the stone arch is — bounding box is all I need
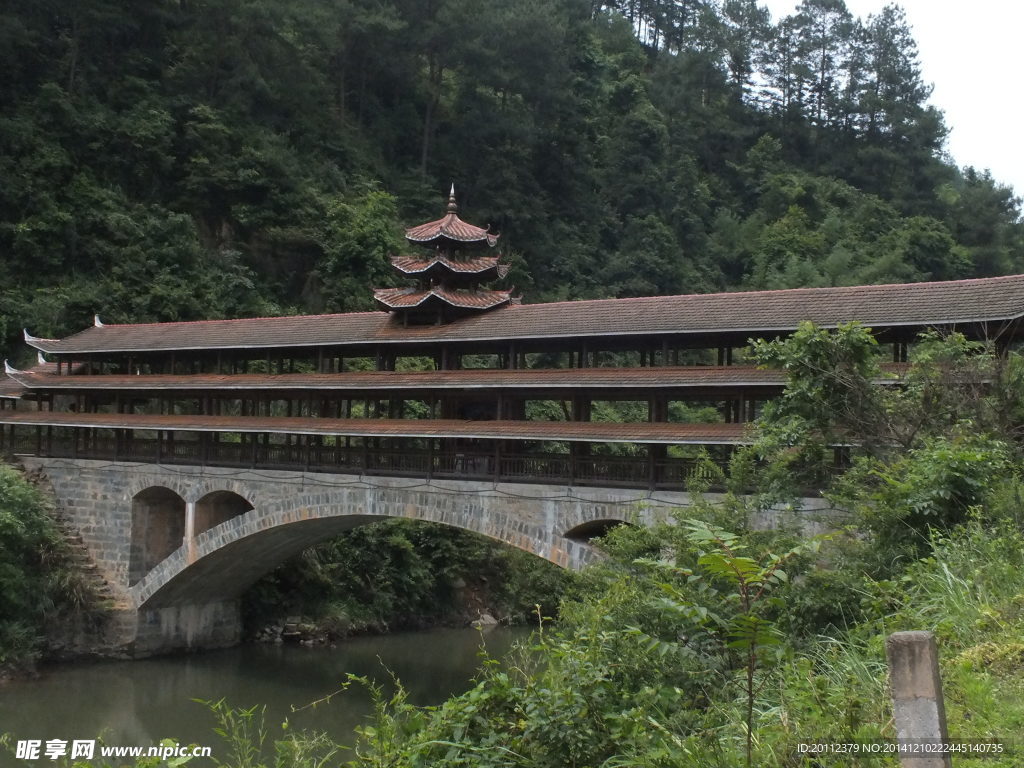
[195,490,254,536]
[563,518,630,543]
[129,486,187,585]
[126,473,191,505]
[131,484,601,610]
[186,475,268,507]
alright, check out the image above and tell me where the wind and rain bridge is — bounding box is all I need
[3,190,1022,654]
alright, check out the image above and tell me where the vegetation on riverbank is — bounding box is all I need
[316,516,1024,768]
[0,464,101,673]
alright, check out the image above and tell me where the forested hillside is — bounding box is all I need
[2,0,1022,361]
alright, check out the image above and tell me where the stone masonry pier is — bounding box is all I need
[22,457,836,656]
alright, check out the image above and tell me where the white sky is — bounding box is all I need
[760,0,1024,199]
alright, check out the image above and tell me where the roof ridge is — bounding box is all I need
[27,273,1024,354]
[89,309,386,329]
[60,274,1024,330]
[516,273,1024,310]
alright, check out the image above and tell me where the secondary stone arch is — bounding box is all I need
[129,486,187,585]
[195,490,254,536]
[563,518,631,543]
[130,484,599,610]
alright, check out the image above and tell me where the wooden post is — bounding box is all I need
[568,441,576,486]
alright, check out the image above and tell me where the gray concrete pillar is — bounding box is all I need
[886,630,952,768]
[184,501,196,564]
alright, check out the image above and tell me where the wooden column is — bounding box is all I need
[650,444,666,489]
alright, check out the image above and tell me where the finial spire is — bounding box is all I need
[447,184,458,213]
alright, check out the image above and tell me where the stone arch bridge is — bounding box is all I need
[22,457,831,656]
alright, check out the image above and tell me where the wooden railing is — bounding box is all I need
[0,430,739,491]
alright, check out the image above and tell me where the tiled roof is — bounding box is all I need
[405,212,499,246]
[1,360,77,398]
[390,254,506,276]
[373,287,513,310]
[0,372,23,398]
[24,274,1024,354]
[0,410,750,444]
[6,365,792,392]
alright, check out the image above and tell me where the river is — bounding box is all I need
[0,627,528,760]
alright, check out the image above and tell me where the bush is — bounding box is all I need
[0,463,80,665]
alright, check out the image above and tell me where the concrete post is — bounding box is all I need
[886,630,952,768]
[184,501,196,564]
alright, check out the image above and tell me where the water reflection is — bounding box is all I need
[0,628,527,752]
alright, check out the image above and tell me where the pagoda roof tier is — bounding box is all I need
[0,410,751,445]
[2,366,787,393]
[24,274,1024,355]
[373,286,513,311]
[404,190,499,247]
[390,254,509,279]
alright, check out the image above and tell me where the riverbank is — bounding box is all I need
[1,627,530,754]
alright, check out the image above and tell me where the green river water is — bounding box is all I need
[0,627,527,762]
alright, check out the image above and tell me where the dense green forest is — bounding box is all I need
[2,0,1023,363]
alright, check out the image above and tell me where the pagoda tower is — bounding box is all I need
[374,186,513,324]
